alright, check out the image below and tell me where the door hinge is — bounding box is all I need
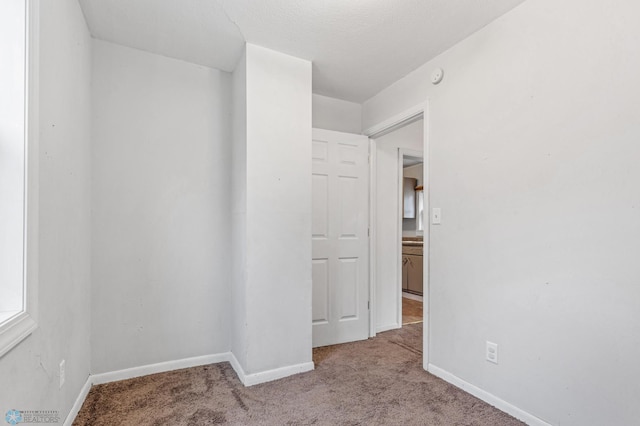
[367,227,370,237]
[368,301,370,310]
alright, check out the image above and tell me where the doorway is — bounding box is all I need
[311,105,429,368]
[370,118,425,330]
[367,109,429,368]
[400,153,424,327]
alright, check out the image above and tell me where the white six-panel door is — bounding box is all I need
[312,128,369,348]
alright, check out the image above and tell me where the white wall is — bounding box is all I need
[364,1,640,424]
[312,94,362,134]
[236,44,313,376]
[373,119,423,331]
[0,0,92,421]
[91,40,232,374]
[403,164,423,187]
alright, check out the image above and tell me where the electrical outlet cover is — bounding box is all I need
[486,341,498,364]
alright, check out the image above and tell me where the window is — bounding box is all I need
[0,0,38,357]
[417,190,424,233]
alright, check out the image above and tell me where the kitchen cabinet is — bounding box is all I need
[402,252,423,295]
[402,256,409,290]
[403,177,417,218]
[405,254,423,294]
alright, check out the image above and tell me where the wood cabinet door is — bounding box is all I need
[402,255,409,290]
[406,255,423,294]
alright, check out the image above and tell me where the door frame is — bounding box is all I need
[368,139,377,338]
[364,102,430,369]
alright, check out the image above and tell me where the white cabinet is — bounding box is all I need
[402,253,423,295]
[402,244,423,295]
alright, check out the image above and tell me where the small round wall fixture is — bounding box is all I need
[431,68,444,85]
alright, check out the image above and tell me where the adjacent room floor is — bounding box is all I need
[402,294,423,325]
[74,323,523,425]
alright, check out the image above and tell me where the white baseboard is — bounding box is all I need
[243,362,314,386]
[228,352,314,386]
[227,351,246,383]
[427,364,552,426]
[376,323,401,333]
[91,352,231,385]
[63,375,92,426]
[401,292,423,302]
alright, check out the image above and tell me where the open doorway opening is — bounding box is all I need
[400,154,424,327]
[370,117,424,335]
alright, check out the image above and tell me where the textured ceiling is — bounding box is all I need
[79,0,527,102]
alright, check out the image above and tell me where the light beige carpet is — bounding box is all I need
[74,324,523,425]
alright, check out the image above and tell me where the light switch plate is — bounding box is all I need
[432,208,441,224]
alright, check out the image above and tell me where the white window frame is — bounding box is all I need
[0,0,39,358]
